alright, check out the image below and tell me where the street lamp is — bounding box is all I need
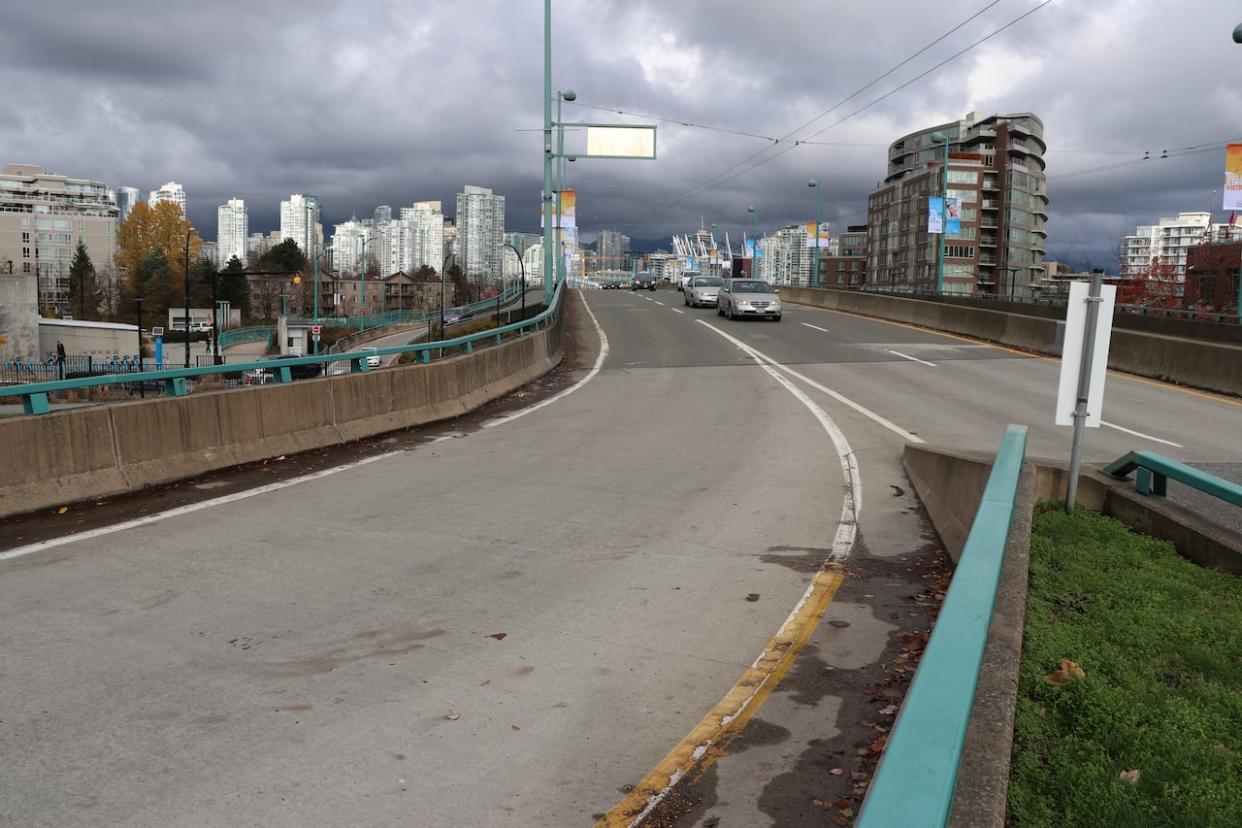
[135,297,145,399]
[808,180,821,288]
[183,229,192,368]
[541,0,555,305]
[1006,266,1020,301]
[505,242,527,324]
[747,206,760,278]
[358,233,369,331]
[441,251,455,340]
[931,131,950,294]
[554,89,576,295]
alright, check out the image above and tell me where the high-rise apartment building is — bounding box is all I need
[0,163,118,316]
[1119,211,1231,280]
[216,197,248,266]
[455,185,505,279]
[113,186,140,226]
[374,205,392,224]
[329,218,374,276]
[147,181,186,214]
[401,201,445,273]
[866,112,1047,294]
[279,193,321,257]
[757,225,812,286]
[596,230,630,271]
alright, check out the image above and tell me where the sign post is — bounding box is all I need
[1056,270,1116,510]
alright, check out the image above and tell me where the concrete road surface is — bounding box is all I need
[2,288,1237,827]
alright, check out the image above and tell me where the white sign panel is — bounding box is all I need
[1055,280,1116,428]
[585,125,656,159]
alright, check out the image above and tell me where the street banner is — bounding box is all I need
[540,189,577,229]
[928,197,944,234]
[1225,144,1242,210]
[945,197,962,235]
[803,221,832,248]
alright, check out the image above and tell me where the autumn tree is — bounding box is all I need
[66,241,104,320]
[114,201,202,319]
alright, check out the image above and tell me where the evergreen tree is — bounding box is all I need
[66,241,102,319]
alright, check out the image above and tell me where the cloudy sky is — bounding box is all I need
[3,0,1240,266]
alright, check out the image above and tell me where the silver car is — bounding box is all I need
[717,279,782,321]
[684,275,724,307]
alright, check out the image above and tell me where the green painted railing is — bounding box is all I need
[323,286,525,331]
[7,283,563,416]
[857,424,1029,828]
[1102,451,1242,506]
[217,325,275,349]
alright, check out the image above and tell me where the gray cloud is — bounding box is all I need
[3,0,1240,266]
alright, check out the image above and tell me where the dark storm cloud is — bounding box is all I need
[4,0,1241,266]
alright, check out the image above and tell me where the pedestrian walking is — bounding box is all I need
[56,340,66,379]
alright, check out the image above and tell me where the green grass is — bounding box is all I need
[1008,507,1242,828]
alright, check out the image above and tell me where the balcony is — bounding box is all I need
[980,235,998,247]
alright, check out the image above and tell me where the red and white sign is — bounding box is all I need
[311,325,322,335]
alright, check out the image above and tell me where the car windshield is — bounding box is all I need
[694,278,723,287]
[732,281,772,293]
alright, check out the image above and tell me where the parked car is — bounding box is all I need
[259,353,323,379]
[191,321,213,333]
[717,279,781,321]
[632,273,657,291]
[359,346,381,367]
[684,275,723,307]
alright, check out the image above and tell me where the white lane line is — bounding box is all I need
[654,301,665,306]
[698,320,924,444]
[1101,421,1184,448]
[483,290,609,429]
[801,323,830,333]
[887,349,937,367]
[672,308,684,315]
[0,452,404,563]
[694,322,860,562]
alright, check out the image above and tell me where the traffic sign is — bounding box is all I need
[312,333,321,343]
[311,325,322,335]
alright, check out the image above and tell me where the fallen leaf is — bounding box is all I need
[745,593,760,602]
[856,747,871,757]
[1043,658,1086,685]
[444,712,460,721]
[487,633,508,641]
[833,816,848,826]
[829,619,851,628]
[840,807,855,817]
[812,799,829,809]
[878,705,897,716]
[511,725,521,731]
[1119,769,1140,785]
[830,768,845,776]
[57,506,68,514]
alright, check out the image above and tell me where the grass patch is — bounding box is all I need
[1008,506,1242,827]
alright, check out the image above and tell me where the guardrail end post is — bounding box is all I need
[275,366,293,383]
[420,351,430,364]
[165,376,188,397]
[351,358,370,374]
[495,333,502,346]
[1135,467,1153,495]
[465,341,473,355]
[23,392,50,416]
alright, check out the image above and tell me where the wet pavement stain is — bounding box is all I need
[760,545,834,573]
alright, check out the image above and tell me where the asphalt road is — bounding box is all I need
[1,287,1237,827]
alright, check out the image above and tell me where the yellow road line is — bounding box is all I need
[789,301,1242,411]
[596,567,845,828]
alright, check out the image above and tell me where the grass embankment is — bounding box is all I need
[1009,507,1242,827]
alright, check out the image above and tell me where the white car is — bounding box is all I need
[684,275,724,308]
[191,321,213,333]
[717,279,782,321]
[678,272,700,292]
[359,346,381,367]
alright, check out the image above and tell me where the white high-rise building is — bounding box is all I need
[279,193,321,257]
[147,181,186,214]
[402,201,445,273]
[455,186,505,279]
[522,243,544,286]
[216,197,248,266]
[114,186,140,225]
[758,225,812,286]
[1120,211,1230,280]
[330,218,374,276]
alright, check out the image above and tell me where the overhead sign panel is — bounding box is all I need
[585,124,657,160]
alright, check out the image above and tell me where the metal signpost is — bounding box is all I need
[1056,270,1116,510]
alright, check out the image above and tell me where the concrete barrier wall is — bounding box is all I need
[0,307,565,520]
[782,287,1242,394]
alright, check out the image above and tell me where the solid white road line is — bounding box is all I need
[801,322,830,333]
[699,321,924,444]
[1101,421,1184,448]
[483,290,609,429]
[0,452,405,563]
[887,349,937,367]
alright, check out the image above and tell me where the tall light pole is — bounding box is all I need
[441,251,454,339]
[808,180,821,288]
[555,89,576,295]
[358,233,369,330]
[135,297,145,399]
[183,229,192,368]
[931,131,950,294]
[541,0,555,305]
[748,206,760,279]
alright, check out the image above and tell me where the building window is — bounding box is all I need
[946,245,976,259]
[948,170,979,184]
[947,188,977,203]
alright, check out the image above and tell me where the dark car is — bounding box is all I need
[261,353,323,379]
[631,274,657,291]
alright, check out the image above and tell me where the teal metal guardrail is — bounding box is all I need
[1102,451,1242,505]
[856,424,1029,828]
[5,283,563,416]
[325,286,531,352]
[217,325,276,349]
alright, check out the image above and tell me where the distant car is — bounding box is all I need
[444,306,474,324]
[632,274,657,291]
[359,346,381,368]
[191,321,213,333]
[260,353,323,379]
[684,275,723,308]
[717,279,781,321]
